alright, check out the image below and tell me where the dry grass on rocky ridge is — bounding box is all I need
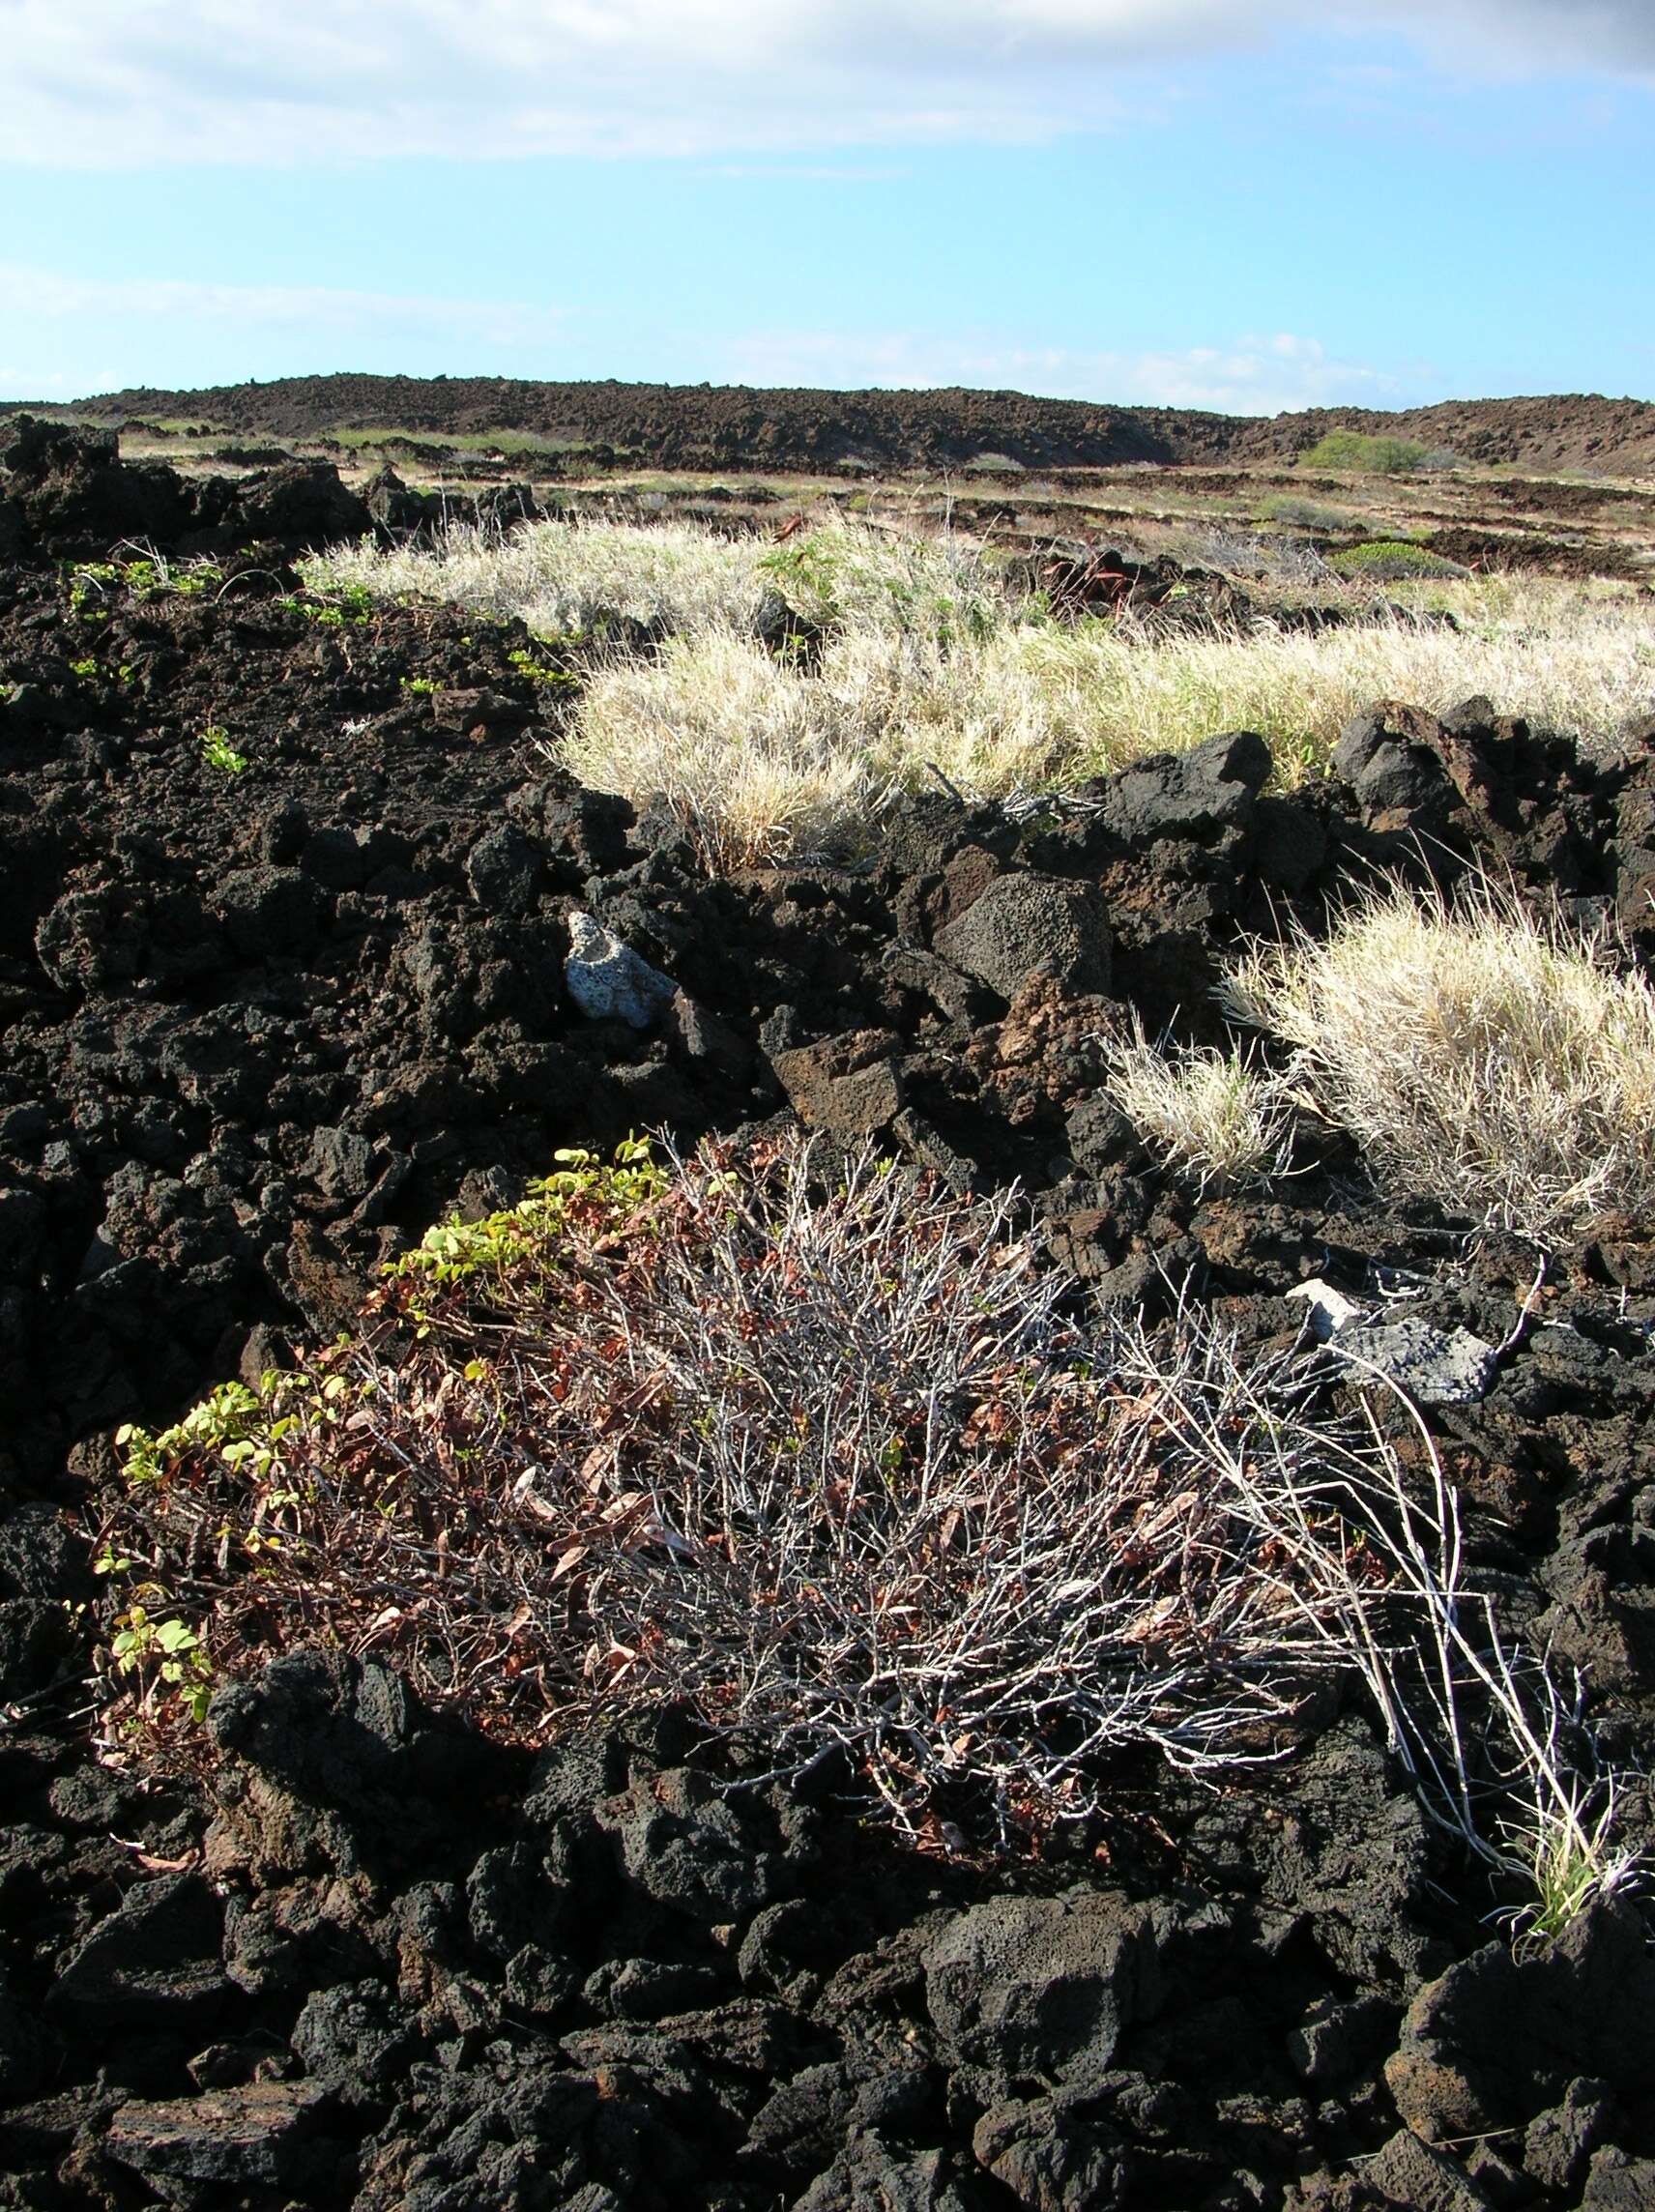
[567,583,1655,865]
[304,517,1655,865]
[299,511,1002,650]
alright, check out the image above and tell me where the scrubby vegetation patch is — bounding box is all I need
[96,1132,1633,1905]
[99,1136,1352,1829]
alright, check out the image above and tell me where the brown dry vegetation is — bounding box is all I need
[100,1133,1628,1910]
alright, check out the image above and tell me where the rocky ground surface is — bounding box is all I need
[4,422,1655,2209]
[23,375,1655,478]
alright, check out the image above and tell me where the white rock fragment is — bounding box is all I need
[1285,1278,1366,1341]
[1336,1318,1500,1407]
[564,909,676,1031]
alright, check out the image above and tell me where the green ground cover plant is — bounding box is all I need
[199,725,248,773]
[69,548,223,614]
[1329,539,1469,582]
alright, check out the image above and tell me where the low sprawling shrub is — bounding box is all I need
[97,1132,1636,1911]
[1299,429,1435,475]
[1329,538,1469,582]
[1221,876,1655,1238]
[93,1134,1368,1832]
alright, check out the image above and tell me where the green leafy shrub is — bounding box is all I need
[107,1607,216,1726]
[1328,540,1469,582]
[1299,430,1434,476]
[389,1139,666,1307]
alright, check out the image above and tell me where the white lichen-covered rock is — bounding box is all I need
[564,910,676,1031]
[1337,1318,1499,1407]
[1283,1282,1498,1406]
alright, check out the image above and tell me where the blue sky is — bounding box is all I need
[1,2,1651,413]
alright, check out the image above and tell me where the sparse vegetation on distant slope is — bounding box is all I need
[1258,492,1357,531]
[1221,876,1655,1238]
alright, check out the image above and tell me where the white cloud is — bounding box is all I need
[0,261,1403,413]
[0,1,1645,169]
[0,364,83,395]
[1365,1,1655,78]
[725,329,1402,415]
[0,264,569,350]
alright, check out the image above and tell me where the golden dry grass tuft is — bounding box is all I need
[1100,1017,1297,1197]
[1221,876,1655,1238]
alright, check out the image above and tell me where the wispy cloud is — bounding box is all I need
[0,260,1403,414]
[725,329,1403,415]
[0,265,570,351]
[692,163,909,182]
[0,2,1646,169]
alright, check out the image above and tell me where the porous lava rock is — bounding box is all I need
[4,439,1655,2207]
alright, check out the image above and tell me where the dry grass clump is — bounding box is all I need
[559,627,886,864]
[1046,579,1653,776]
[563,622,1097,864]
[301,514,778,638]
[1100,1016,1296,1196]
[1221,876,1655,1238]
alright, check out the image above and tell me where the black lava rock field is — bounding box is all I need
[4,418,1655,2210]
